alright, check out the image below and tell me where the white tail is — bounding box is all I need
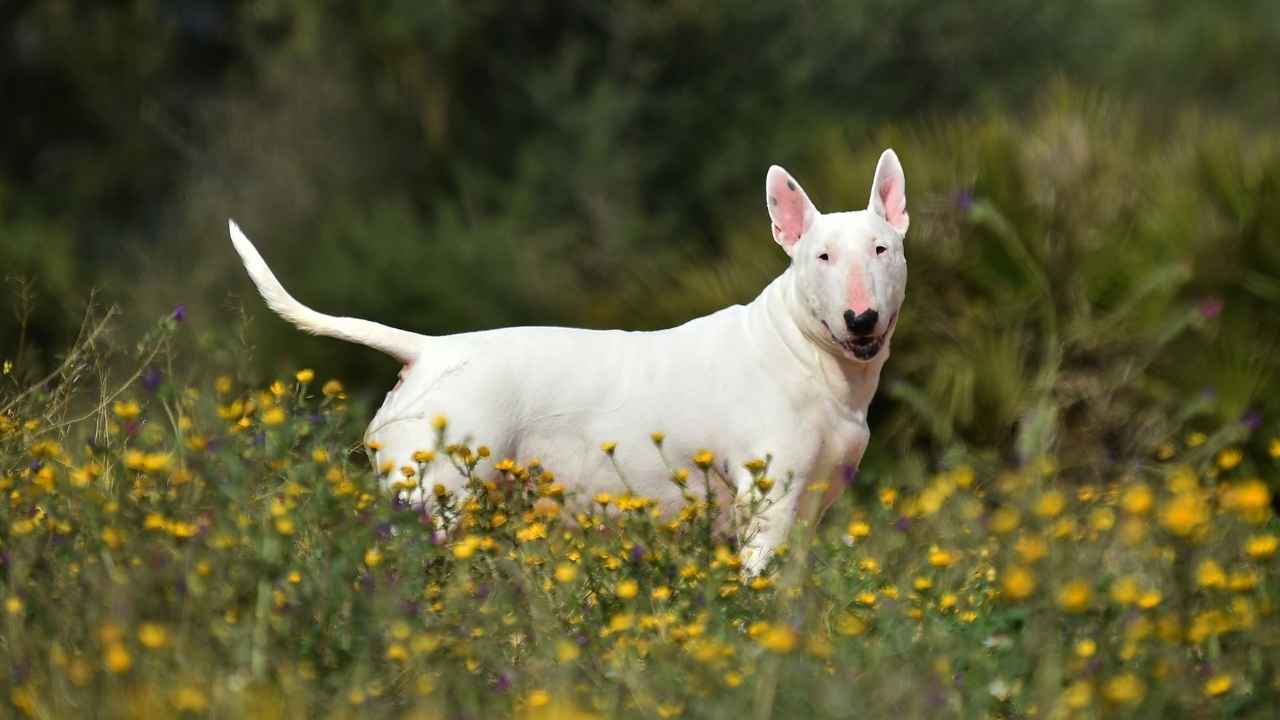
[228,220,426,363]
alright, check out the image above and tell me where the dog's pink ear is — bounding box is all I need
[868,149,909,234]
[766,165,818,255]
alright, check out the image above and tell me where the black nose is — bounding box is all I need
[844,308,879,335]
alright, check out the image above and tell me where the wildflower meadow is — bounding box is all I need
[1,304,1278,719]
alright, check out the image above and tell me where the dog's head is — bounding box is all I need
[766,149,908,363]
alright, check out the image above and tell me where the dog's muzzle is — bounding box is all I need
[823,312,897,361]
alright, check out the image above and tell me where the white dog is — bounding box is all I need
[230,149,908,573]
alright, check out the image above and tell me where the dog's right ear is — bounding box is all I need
[766,165,818,256]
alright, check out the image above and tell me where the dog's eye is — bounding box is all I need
[875,245,887,255]
[817,253,830,262]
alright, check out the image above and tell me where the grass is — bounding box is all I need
[1,310,1278,719]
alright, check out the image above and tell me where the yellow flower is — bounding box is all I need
[1110,576,1140,605]
[989,507,1020,534]
[614,579,639,600]
[516,522,547,543]
[364,548,383,568]
[431,415,448,431]
[322,379,344,397]
[1034,489,1065,518]
[5,596,23,616]
[1014,533,1047,564]
[650,431,665,445]
[1063,680,1093,709]
[1244,533,1278,559]
[593,492,612,507]
[104,643,132,673]
[385,643,409,662]
[1002,566,1036,601]
[138,623,169,649]
[599,441,617,455]
[879,487,897,508]
[453,536,481,559]
[1074,638,1097,658]
[855,591,877,607]
[1203,674,1232,697]
[1159,492,1208,537]
[757,625,797,653]
[525,689,551,708]
[846,520,871,539]
[692,450,714,470]
[1269,436,1280,459]
[1228,568,1258,591]
[1185,431,1207,448]
[1057,580,1092,613]
[1216,448,1243,470]
[295,369,315,383]
[113,400,141,420]
[556,640,580,663]
[171,686,209,712]
[1195,559,1226,589]
[927,547,956,567]
[754,476,774,494]
[1103,673,1145,704]
[1223,479,1271,522]
[262,407,287,426]
[554,564,578,583]
[1137,590,1162,609]
[274,517,296,535]
[1121,483,1154,515]
[835,612,867,636]
[657,703,684,718]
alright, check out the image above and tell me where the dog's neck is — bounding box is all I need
[750,268,888,416]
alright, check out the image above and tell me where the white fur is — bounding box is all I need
[230,149,909,574]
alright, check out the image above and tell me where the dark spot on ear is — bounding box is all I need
[768,195,777,207]
[786,180,796,191]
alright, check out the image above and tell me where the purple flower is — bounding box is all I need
[1241,409,1263,432]
[954,189,975,212]
[494,673,512,693]
[894,516,912,533]
[1199,297,1224,319]
[142,366,162,393]
[629,545,646,563]
[253,431,266,447]
[841,464,858,486]
[172,304,187,322]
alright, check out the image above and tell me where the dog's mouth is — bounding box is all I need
[822,312,897,361]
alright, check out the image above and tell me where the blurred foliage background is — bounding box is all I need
[3,0,1279,471]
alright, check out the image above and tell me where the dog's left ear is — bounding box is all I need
[766,165,818,256]
[868,149,909,234]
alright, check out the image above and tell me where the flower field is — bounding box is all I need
[2,319,1278,719]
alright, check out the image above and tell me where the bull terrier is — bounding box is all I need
[229,149,908,573]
